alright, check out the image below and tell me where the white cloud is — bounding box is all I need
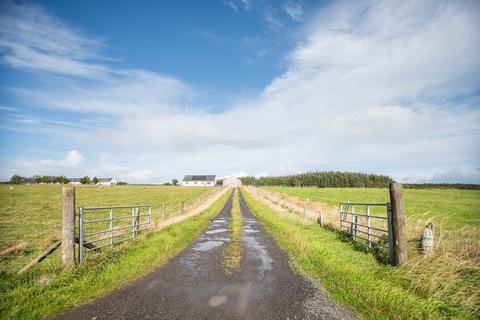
[6,150,84,178]
[222,0,252,12]
[35,150,84,168]
[2,0,480,183]
[282,2,302,21]
[0,2,111,78]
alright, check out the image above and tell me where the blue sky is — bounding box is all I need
[0,0,479,183]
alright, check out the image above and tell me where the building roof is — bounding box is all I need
[183,175,216,182]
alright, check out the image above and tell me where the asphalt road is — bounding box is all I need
[52,190,356,320]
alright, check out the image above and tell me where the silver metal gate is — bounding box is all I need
[340,202,393,258]
[78,204,152,262]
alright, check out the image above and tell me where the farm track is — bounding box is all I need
[51,190,355,320]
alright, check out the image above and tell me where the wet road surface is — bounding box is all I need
[52,190,355,320]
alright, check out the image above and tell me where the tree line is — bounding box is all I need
[9,175,71,184]
[404,183,480,190]
[8,175,127,185]
[240,171,395,188]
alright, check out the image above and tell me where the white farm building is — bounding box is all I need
[181,175,216,187]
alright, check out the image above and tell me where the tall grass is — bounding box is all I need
[242,189,477,319]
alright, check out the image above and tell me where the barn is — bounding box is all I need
[181,175,216,187]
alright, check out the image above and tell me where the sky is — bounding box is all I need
[0,0,479,184]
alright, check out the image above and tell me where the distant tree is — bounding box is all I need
[10,175,24,184]
[172,179,178,186]
[163,182,172,186]
[57,175,70,184]
[117,181,128,185]
[92,176,99,185]
[80,176,90,185]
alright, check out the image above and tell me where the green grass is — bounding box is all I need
[0,189,231,320]
[264,186,480,229]
[0,184,215,272]
[242,189,477,319]
[222,189,242,274]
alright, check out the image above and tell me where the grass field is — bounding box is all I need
[242,189,478,319]
[0,188,230,320]
[263,187,480,229]
[0,184,215,273]
[256,186,480,318]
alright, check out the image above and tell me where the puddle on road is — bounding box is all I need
[213,219,228,223]
[193,240,224,252]
[242,217,273,272]
[206,228,228,234]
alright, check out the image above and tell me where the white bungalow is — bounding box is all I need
[98,178,117,186]
[181,175,216,187]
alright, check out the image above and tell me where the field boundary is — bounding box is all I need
[154,186,230,230]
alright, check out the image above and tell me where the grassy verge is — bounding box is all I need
[0,190,231,320]
[241,188,477,319]
[222,189,242,274]
[260,186,480,316]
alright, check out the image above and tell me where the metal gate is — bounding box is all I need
[78,204,152,262]
[340,202,393,258]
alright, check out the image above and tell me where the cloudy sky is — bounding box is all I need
[0,0,479,183]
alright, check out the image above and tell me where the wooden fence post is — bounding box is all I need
[181,201,185,214]
[318,211,324,227]
[61,187,75,268]
[389,183,408,266]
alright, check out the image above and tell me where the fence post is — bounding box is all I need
[339,204,343,231]
[162,204,165,223]
[420,223,434,257]
[61,187,75,268]
[389,183,408,266]
[318,211,324,227]
[303,204,307,223]
[181,201,185,214]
